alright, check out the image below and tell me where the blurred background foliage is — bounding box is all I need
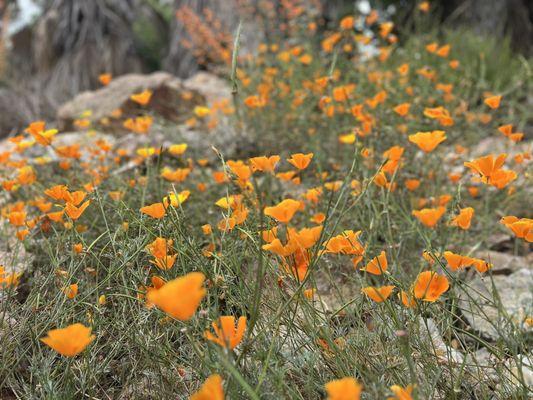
[0,0,531,135]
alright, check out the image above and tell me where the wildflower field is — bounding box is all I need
[0,1,532,399]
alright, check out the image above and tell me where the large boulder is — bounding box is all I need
[56,72,206,131]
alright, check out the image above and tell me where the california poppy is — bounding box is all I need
[204,316,247,349]
[264,199,301,223]
[40,323,95,357]
[388,384,414,400]
[130,90,152,106]
[146,272,206,320]
[362,285,395,302]
[464,153,507,183]
[412,206,446,228]
[140,203,166,219]
[443,251,475,271]
[362,251,388,275]
[65,200,90,220]
[484,95,501,109]
[249,155,280,172]
[408,131,446,153]
[98,73,112,86]
[413,271,449,301]
[287,153,313,170]
[190,374,224,400]
[325,377,362,400]
[450,207,474,230]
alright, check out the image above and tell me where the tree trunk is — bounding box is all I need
[31,0,145,107]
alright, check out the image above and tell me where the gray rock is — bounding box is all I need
[458,269,533,340]
[418,318,464,364]
[56,72,205,131]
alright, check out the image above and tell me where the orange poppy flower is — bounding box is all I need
[40,323,95,357]
[8,210,26,226]
[500,216,533,242]
[419,1,430,12]
[98,73,112,86]
[0,266,22,288]
[65,200,90,220]
[393,103,410,116]
[472,258,492,273]
[205,316,247,349]
[63,283,78,299]
[388,384,414,400]
[130,89,153,106]
[405,179,420,191]
[399,291,416,308]
[362,285,395,302]
[340,16,354,30]
[412,206,446,228]
[190,374,224,400]
[362,250,388,275]
[64,190,86,206]
[408,131,446,152]
[168,143,188,156]
[464,153,507,183]
[264,199,301,223]
[443,251,475,271]
[450,207,474,230]
[146,272,206,320]
[484,95,501,109]
[25,121,58,146]
[47,211,64,222]
[322,230,365,256]
[160,167,190,183]
[140,203,166,219]
[325,377,362,400]
[413,271,449,302]
[226,160,252,183]
[249,155,280,172]
[287,153,313,170]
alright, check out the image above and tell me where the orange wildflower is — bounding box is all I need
[389,384,415,400]
[8,210,26,226]
[249,155,280,172]
[450,207,474,230]
[464,153,507,183]
[44,185,69,201]
[0,266,21,288]
[146,272,206,320]
[405,179,420,191]
[393,103,410,116]
[140,203,166,219]
[413,271,449,302]
[362,285,395,302]
[98,73,112,86]
[130,89,152,106]
[65,201,90,220]
[205,316,247,349]
[40,323,95,357]
[340,16,354,30]
[412,206,446,228]
[484,95,501,109]
[408,131,446,152]
[500,216,533,242]
[443,251,475,271]
[63,283,78,299]
[287,153,313,170]
[362,250,388,275]
[264,199,301,223]
[325,377,362,400]
[190,374,224,400]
